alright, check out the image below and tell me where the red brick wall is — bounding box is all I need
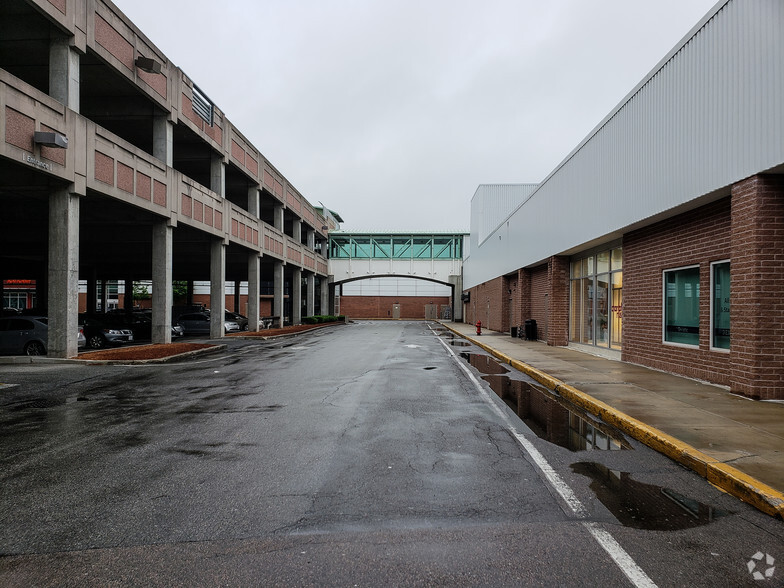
[340,296,451,319]
[518,268,531,324]
[623,198,732,384]
[467,262,564,343]
[465,276,505,331]
[548,256,570,346]
[730,175,784,399]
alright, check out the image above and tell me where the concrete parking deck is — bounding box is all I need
[441,321,784,519]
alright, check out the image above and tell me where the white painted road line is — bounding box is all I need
[433,329,658,588]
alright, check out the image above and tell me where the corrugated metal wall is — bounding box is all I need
[465,0,784,288]
[470,184,538,246]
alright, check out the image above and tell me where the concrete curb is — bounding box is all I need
[441,323,784,519]
[228,321,347,341]
[74,344,227,365]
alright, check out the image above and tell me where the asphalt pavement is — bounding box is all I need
[1,320,783,586]
[441,321,784,519]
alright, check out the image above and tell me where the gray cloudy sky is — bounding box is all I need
[116,0,717,232]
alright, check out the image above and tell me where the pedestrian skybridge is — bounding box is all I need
[328,232,466,320]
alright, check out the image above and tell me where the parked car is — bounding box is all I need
[78,314,134,349]
[225,310,249,331]
[0,316,48,355]
[177,312,240,335]
[171,323,185,338]
[110,310,185,340]
[103,311,153,340]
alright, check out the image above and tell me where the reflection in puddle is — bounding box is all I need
[459,352,509,375]
[449,340,470,347]
[481,374,630,451]
[572,462,729,530]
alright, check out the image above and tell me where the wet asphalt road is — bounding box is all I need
[0,321,782,587]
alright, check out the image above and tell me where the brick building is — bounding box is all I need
[462,0,784,400]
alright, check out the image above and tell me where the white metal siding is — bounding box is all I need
[470,184,538,247]
[465,0,784,288]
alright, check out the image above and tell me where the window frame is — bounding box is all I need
[710,260,731,353]
[662,264,700,348]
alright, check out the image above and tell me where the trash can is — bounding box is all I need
[524,319,537,341]
[510,326,518,338]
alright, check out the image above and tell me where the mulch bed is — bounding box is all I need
[74,322,343,361]
[76,343,215,361]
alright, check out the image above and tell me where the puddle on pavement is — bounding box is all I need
[482,374,630,451]
[571,462,729,530]
[449,340,470,347]
[459,352,510,375]
[458,352,629,452]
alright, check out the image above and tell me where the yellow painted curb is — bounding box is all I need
[707,463,784,519]
[437,323,784,519]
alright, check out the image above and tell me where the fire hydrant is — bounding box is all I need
[475,320,482,336]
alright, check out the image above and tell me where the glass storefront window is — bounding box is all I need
[611,248,623,270]
[597,251,610,274]
[3,292,27,309]
[584,256,594,276]
[610,272,623,349]
[664,266,700,346]
[570,248,622,349]
[596,274,609,344]
[711,261,730,350]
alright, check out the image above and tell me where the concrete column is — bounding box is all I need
[231,280,239,313]
[328,278,337,317]
[100,280,108,313]
[211,156,226,198]
[248,253,260,331]
[292,268,302,325]
[448,274,463,322]
[210,240,226,338]
[273,205,284,232]
[153,116,173,167]
[49,38,80,112]
[293,219,302,243]
[306,272,315,317]
[124,278,134,312]
[249,187,260,218]
[320,276,330,316]
[307,229,316,250]
[47,189,79,358]
[273,261,284,328]
[87,270,97,313]
[151,222,173,344]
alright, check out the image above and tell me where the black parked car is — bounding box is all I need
[78,314,134,349]
[177,312,240,335]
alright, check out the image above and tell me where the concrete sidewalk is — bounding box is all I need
[440,321,784,519]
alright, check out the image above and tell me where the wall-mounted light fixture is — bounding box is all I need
[34,131,68,149]
[135,56,162,74]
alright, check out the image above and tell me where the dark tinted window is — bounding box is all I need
[6,319,34,330]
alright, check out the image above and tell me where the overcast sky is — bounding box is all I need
[116,0,718,232]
